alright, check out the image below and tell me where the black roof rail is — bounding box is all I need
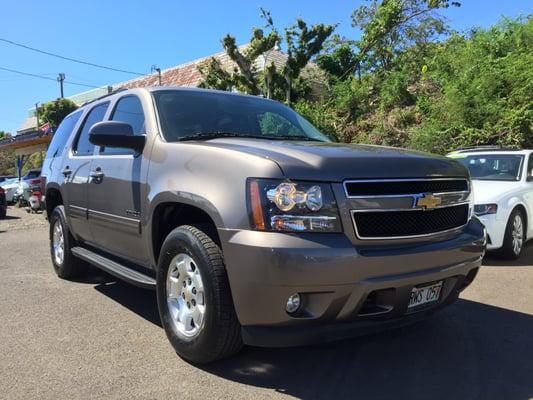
[81,88,129,106]
[451,145,521,153]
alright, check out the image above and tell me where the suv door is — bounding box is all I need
[87,95,149,264]
[62,102,109,242]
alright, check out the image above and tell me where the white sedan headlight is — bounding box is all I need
[474,204,498,216]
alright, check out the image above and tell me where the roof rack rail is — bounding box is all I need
[82,88,128,106]
[451,145,521,153]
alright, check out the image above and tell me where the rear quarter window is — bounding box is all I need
[45,110,82,159]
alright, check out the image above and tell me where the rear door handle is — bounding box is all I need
[62,167,72,176]
[90,168,104,183]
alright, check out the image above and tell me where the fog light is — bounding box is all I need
[286,293,301,314]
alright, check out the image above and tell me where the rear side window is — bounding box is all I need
[101,96,145,155]
[74,102,109,155]
[25,170,40,179]
[46,111,82,158]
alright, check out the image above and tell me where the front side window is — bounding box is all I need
[73,102,109,155]
[457,154,524,181]
[101,96,145,154]
[152,90,330,142]
[46,110,82,158]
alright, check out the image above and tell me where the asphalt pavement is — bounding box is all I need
[0,206,532,400]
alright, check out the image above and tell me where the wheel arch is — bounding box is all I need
[148,191,225,267]
[45,183,64,221]
[506,196,528,231]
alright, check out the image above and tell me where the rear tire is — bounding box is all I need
[499,208,526,260]
[0,208,6,219]
[49,205,87,279]
[156,225,242,364]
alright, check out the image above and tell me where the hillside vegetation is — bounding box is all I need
[301,17,533,154]
[200,0,532,154]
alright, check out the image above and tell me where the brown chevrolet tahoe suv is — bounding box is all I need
[42,87,486,363]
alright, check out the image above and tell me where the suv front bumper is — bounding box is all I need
[219,217,485,347]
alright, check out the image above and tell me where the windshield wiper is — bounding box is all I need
[177,132,264,141]
[177,132,323,142]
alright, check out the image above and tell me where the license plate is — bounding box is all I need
[408,281,443,309]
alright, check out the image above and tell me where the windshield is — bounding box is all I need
[153,90,331,142]
[455,154,524,181]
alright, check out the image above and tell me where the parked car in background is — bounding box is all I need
[14,169,42,207]
[0,186,6,219]
[448,147,533,259]
[0,178,19,203]
[42,87,485,363]
[0,175,16,184]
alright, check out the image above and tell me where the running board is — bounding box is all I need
[71,247,156,290]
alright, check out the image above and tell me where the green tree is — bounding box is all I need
[198,9,280,96]
[198,10,334,103]
[282,19,334,103]
[352,0,460,73]
[0,130,11,140]
[39,98,78,128]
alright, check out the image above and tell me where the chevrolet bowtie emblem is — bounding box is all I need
[415,194,442,210]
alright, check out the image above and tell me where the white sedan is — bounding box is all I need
[0,178,20,203]
[448,148,533,259]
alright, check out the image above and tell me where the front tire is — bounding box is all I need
[156,225,242,364]
[49,205,87,279]
[499,208,526,260]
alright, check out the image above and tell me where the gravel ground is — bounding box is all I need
[0,206,532,400]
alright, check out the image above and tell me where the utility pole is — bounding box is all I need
[57,73,65,98]
[35,103,40,129]
[151,65,162,86]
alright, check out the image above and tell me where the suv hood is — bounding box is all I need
[202,139,468,181]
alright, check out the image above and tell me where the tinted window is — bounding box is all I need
[24,170,41,179]
[46,111,82,158]
[456,154,524,181]
[258,112,302,136]
[74,103,109,155]
[153,90,330,142]
[102,96,145,154]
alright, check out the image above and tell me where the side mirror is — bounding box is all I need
[89,121,146,153]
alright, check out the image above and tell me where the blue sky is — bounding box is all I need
[0,0,530,134]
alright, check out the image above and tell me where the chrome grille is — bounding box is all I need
[345,178,470,240]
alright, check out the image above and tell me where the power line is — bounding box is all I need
[0,66,101,88]
[0,37,145,76]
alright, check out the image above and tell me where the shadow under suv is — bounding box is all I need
[42,87,486,363]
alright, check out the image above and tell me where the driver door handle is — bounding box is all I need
[90,168,104,183]
[61,167,72,177]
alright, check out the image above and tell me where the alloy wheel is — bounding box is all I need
[52,220,65,265]
[512,214,524,256]
[166,253,206,338]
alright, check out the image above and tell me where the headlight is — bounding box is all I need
[474,203,498,216]
[248,179,342,232]
[467,180,475,219]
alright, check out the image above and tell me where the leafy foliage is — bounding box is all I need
[39,98,78,128]
[198,10,334,103]
[303,4,532,154]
